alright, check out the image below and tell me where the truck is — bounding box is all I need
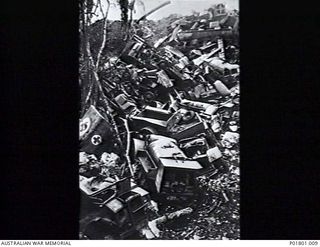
[80,105,117,157]
[132,134,203,202]
[79,176,150,239]
[128,105,210,141]
[205,57,239,78]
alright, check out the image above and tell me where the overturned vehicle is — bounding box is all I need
[80,176,150,239]
[128,105,214,142]
[131,134,227,202]
[131,134,202,202]
[79,106,151,239]
[79,0,240,239]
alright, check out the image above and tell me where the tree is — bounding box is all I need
[80,0,137,114]
[80,0,110,113]
[80,0,135,174]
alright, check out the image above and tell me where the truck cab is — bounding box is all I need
[206,57,239,78]
[133,135,203,202]
[80,176,150,239]
[128,105,208,141]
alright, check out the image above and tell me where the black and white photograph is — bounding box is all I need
[79,0,240,240]
[3,0,320,242]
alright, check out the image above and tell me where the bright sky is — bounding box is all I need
[92,0,239,22]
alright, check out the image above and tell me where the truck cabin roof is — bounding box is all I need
[147,137,202,170]
[159,157,202,170]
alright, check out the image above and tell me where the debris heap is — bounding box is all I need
[79,2,239,240]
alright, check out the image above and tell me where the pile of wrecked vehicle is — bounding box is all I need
[79,2,239,240]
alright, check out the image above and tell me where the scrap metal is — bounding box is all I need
[79,2,239,239]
